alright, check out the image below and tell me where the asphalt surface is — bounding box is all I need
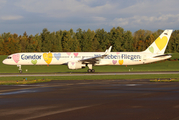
[0,79,179,120]
[0,71,179,77]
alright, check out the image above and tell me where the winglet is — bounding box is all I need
[105,46,112,55]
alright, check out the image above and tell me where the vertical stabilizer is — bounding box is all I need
[143,29,173,54]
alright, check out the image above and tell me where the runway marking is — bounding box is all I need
[18,105,95,120]
[0,82,94,95]
[125,84,140,86]
[0,89,36,95]
[0,85,46,93]
[0,106,57,116]
[0,104,99,120]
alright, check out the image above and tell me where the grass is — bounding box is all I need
[0,79,51,85]
[0,74,179,85]
[150,78,179,82]
[170,53,179,60]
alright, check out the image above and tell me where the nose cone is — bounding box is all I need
[2,59,7,64]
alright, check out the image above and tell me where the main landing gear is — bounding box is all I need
[87,64,95,73]
[17,65,22,74]
[87,69,95,73]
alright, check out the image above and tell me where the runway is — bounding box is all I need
[0,79,179,120]
[0,71,179,77]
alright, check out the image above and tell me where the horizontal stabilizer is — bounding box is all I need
[153,54,171,58]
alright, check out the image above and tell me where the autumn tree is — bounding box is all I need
[94,28,109,51]
[41,28,52,52]
[133,29,152,51]
[0,27,179,54]
[123,30,133,52]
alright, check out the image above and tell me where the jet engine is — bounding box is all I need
[68,61,86,70]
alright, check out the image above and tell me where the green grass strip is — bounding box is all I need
[0,74,179,85]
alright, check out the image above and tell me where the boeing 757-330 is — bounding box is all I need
[2,29,173,73]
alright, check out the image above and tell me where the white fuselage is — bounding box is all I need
[2,52,171,66]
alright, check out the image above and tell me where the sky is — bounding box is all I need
[0,0,179,35]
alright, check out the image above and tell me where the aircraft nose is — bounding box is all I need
[2,59,7,64]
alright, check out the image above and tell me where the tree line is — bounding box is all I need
[0,27,179,55]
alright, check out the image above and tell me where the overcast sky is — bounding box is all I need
[0,0,179,35]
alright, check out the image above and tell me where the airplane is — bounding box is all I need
[2,29,173,73]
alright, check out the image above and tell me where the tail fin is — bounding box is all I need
[143,29,173,54]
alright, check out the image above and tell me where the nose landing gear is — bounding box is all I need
[17,65,22,73]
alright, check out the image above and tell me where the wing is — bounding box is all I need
[79,46,112,64]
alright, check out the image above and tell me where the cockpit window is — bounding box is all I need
[7,57,12,59]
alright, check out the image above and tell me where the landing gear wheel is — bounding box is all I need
[87,69,95,73]
[17,65,22,74]
[87,69,92,73]
[19,70,22,74]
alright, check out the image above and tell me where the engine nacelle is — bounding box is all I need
[68,61,86,70]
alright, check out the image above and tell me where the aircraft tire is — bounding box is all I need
[91,69,95,73]
[87,69,92,73]
[19,70,22,74]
